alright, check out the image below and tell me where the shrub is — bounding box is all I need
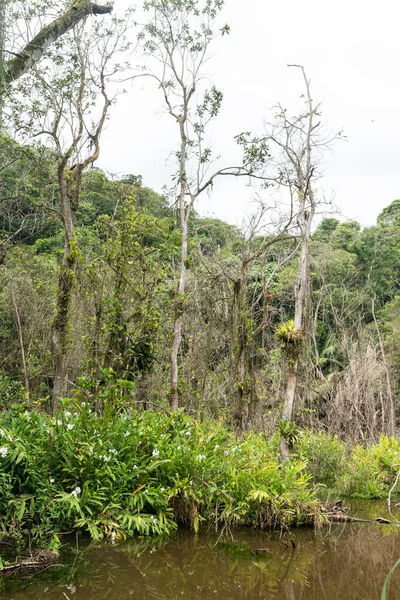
[295,431,347,489]
[0,404,322,546]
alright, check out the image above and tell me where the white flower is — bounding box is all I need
[185,431,191,436]
[66,584,76,594]
[197,454,206,461]
[160,487,165,492]
[71,486,81,497]
[124,432,129,438]
[7,435,12,442]
[109,449,117,455]
[56,420,62,426]
[64,411,71,418]
[49,478,55,484]
[152,448,160,457]
[133,465,137,470]
[0,447,8,458]
[81,402,86,407]
[67,423,74,431]
[214,445,219,450]
[99,454,110,462]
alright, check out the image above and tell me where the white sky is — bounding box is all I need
[98,0,400,228]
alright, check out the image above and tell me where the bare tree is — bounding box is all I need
[12,13,131,410]
[254,65,338,459]
[140,0,269,410]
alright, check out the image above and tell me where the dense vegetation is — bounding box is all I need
[2,403,400,548]
[1,160,399,442]
[1,0,400,552]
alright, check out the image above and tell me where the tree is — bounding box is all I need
[8,11,131,410]
[140,0,269,410]
[377,199,400,227]
[0,132,57,265]
[258,66,337,460]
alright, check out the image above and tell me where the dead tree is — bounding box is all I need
[140,0,270,410]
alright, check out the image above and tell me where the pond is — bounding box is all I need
[1,502,400,599]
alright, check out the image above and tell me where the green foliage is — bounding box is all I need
[0,407,322,546]
[381,558,400,600]
[276,320,302,361]
[314,218,340,241]
[296,432,400,499]
[279,420,299,449]
[295,431,347,488]
[378,199,400,227]
[336,436,400,499]
[0,377,26,409]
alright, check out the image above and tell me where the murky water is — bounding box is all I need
[2,502,400,599]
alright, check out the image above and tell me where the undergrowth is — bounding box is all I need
[295,431,400,499]
[1,401,400,551]
[0,403,321,548]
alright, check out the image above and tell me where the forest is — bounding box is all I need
[1,0,400,553]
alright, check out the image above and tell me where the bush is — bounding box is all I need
[336,436,400,499]
[0,404,322,546]
[295,431,347,489]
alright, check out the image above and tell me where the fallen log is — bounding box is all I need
[0,548,59,577]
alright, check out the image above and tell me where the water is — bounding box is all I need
[2,502,400,599]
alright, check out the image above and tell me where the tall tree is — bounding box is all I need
[7,12,130,410]
[140,0,268,410]
[260,66,337,460]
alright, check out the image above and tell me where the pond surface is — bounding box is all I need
[2,502,400,600]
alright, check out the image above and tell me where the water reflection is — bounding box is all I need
[2,504,400,599]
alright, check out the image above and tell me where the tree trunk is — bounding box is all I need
[0,0,6,124]
[10,285,30,398]
[169,119,188,411]
[280,192,313,460]
[51,164,76,413]
[231,250,252,432]
[170,217,188,410]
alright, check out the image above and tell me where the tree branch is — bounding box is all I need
[4,1,113,84]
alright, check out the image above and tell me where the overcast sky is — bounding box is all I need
[98,0,400,228]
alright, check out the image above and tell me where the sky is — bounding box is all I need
[98,0,400,228]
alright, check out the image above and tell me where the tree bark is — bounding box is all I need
[280,197,313,460]
[51,162,76,413]
[169,119,188,411]
[3,1,113,85]
[10,285,30,398]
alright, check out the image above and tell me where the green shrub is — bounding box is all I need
[295,431,347,489]
[336,436,400,499]
[0,404,322,546]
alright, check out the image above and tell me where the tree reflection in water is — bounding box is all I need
[2,512,400,600]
